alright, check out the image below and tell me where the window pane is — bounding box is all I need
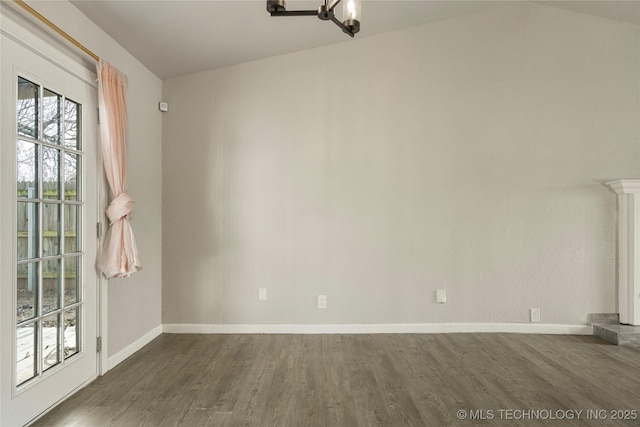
[42,313,60,371]
[17,262,39,322]
[64,307,79,359]
[64,256,80,306]
[43,147,60,200]
[43,88,61,145]
[42,259,61,315]
[14,76,88,390]
[64,205,81,253]
[64,153,79,201]
[64,99,80,150]
[17,140,38,199]
[43,203,61,256]
[17,323,37,386]
[17,77,38,138]
[17,202,38,261]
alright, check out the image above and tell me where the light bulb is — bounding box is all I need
[343,0,360,22]
[347,0,356,19]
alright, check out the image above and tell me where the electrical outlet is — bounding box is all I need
[530,308,541,323]
[317,295,327,309]
[258,288,267,301]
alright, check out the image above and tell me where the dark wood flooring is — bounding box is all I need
[32,333,640,426]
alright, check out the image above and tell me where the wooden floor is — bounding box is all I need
[33,333,640,427]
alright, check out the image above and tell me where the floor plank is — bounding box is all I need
[32,334,640,426]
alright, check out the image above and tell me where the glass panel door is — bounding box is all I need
[16,77,85,387]
[1,31,98,427]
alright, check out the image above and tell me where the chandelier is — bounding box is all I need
[267,0,361,37]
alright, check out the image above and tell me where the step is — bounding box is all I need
[593,324,640,347]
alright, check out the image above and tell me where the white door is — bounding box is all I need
[1,33,99,426]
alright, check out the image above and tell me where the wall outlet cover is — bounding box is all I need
[317,295,327,309]
[530,308,541,323]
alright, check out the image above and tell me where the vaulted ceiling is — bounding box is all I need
[69,1,640,79]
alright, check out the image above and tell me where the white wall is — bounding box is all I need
[162,3,639,327]
[27,1,163,357]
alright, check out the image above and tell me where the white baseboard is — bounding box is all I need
[108,324,163,370]
[162,322,592,335]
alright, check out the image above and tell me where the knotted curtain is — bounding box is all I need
[97,60,141,278]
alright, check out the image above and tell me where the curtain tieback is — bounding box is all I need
[106,192,135,224]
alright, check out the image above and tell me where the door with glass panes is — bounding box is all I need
[1,33,98,427]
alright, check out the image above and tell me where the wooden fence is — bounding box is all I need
[16,183,80,289]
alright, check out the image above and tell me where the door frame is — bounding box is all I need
[0,0,107,377]
[1,3,107,424]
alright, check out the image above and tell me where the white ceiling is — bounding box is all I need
[68,0,640,79]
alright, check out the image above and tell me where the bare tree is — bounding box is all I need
[16,79,81,199]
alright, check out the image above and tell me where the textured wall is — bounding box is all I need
[162,3,639,326]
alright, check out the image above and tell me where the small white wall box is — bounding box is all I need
[317,295,327,309]
[436,289,447,303]
[159,102,169,112]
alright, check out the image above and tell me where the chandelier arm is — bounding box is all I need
[266,0,358,37]
[270,10,318,16]
[330,15,355,37]
[328,0,342,12]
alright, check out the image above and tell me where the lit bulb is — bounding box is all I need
[346,0,356,20]
[342,0,361,34]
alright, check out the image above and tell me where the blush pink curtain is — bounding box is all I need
[97,60,141,278]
